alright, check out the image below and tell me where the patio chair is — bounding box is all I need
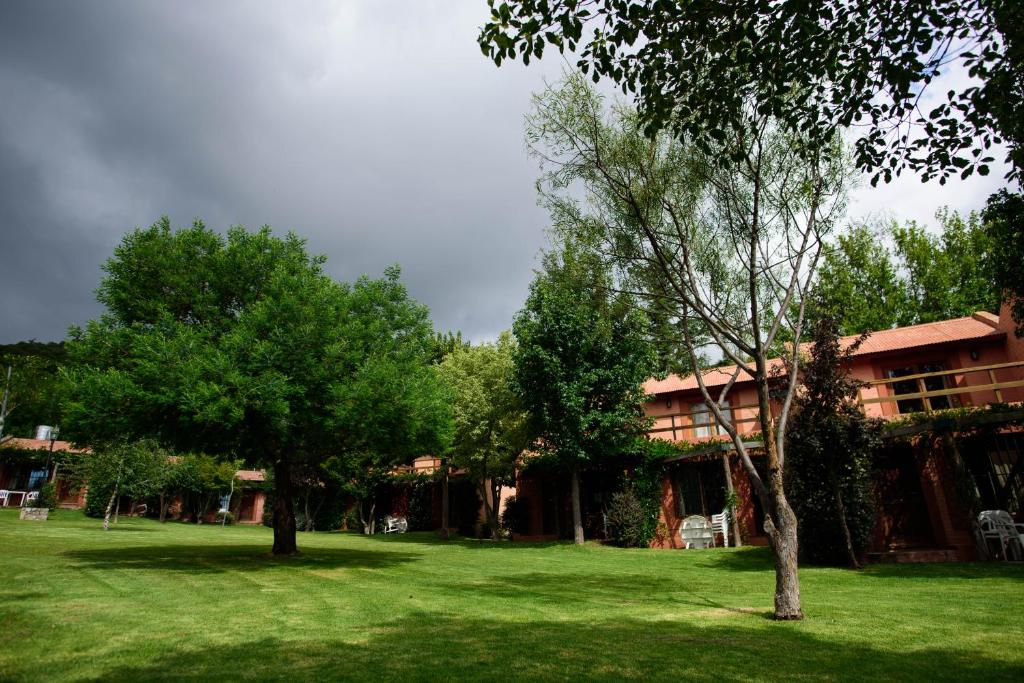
[680,515,714,549]
[23,491,39,507]
[978,510,1024,561]
[0,490,8,507]
[382,515,408,534]
[711,511,730,548]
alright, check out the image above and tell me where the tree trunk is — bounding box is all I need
[570,468,584,545]
[721,453,742,547]
[490,479,502,540]
[760,432,803,620]
[303,488,312,532]
[479,480,500,541]
[833,481,860,569]
[361,500,376,535]
[102,486,118,531]
[159,492,167,523]
[272,460,298,555]
[754,380,803,620]
[438,462,450,540]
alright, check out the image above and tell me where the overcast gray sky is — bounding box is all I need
[0,1,1012,344]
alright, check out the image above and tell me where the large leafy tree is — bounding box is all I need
[525,74,852,618]
[513,241,657,545]
[0,343,66,440]
[813,225,914,335]
[63,218,447,555]
[439,332,531,540]
[817,211,1000,335]
[892,209,998,323]
[982,190,1024,336]
[480,0,1021,184]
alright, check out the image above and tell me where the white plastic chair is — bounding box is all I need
[0,490,8,507]
[711,511,730,548]
[680,515,714,549]
[979,510,1024,561]
[23,491,39,507]
[382,515,408,534]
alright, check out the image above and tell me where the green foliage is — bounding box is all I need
[439,332,530,536]
[983,190,1024,336]
[605,443,667,548]
[784,310,884,566]
[816,211,1001,335]
[480,1,1020,184]
[73,440,171,518]
[35,482,57,510]
[214,510,235,525]
[0,349,65,440]
[404,477,436,532]
[604,488,650,548]
[62,218,449,549]
[499,495,529,535]
[892,209,999,323]
[429,330,470,364]
[512,241,657,471]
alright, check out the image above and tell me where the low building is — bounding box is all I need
[0,437,268,524]
[515,302,1024,560]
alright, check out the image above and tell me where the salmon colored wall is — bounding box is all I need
[646,335,1017,428]
[650,456,766,550]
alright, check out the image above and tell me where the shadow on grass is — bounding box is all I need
[80,613,1023,682]
[436,570,775,618]
[62,544,419,573]
[356,531,569,549]
[861,561,1024,581]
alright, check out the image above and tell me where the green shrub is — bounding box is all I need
[500,495,530,534]
[35,482,58,510]
[605,488,654,548]
[83,488,111,518]
[405,478,435,531]
[215,510,235,525]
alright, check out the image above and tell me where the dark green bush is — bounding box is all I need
[405,478,435,531]
[215,510,235,525]
[83,488,111,518]
[605,488,652,548]
[500,495,530,534]
[35,482,57,510]
[784,307,883,566]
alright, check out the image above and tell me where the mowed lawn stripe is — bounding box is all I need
[0,509,1022,682]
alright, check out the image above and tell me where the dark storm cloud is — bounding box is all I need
[0,1,559,344]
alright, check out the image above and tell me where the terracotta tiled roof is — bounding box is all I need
[235,469,266,482]
[645,312,1005,395]
[0,437,90,454]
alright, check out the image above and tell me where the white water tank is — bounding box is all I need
[35,425,53,440]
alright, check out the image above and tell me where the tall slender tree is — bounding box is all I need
[513,241,657,545]
[525,74,852,618]
[439,332,531,540]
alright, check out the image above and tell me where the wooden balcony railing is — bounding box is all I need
[858,360,1024,414]
[648,402,763,442]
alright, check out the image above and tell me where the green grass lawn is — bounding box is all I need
[1,510,1022,682]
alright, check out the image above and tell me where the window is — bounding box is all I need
[887,363,957,414]
[691,400,731,438]
[27,468,48,491]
